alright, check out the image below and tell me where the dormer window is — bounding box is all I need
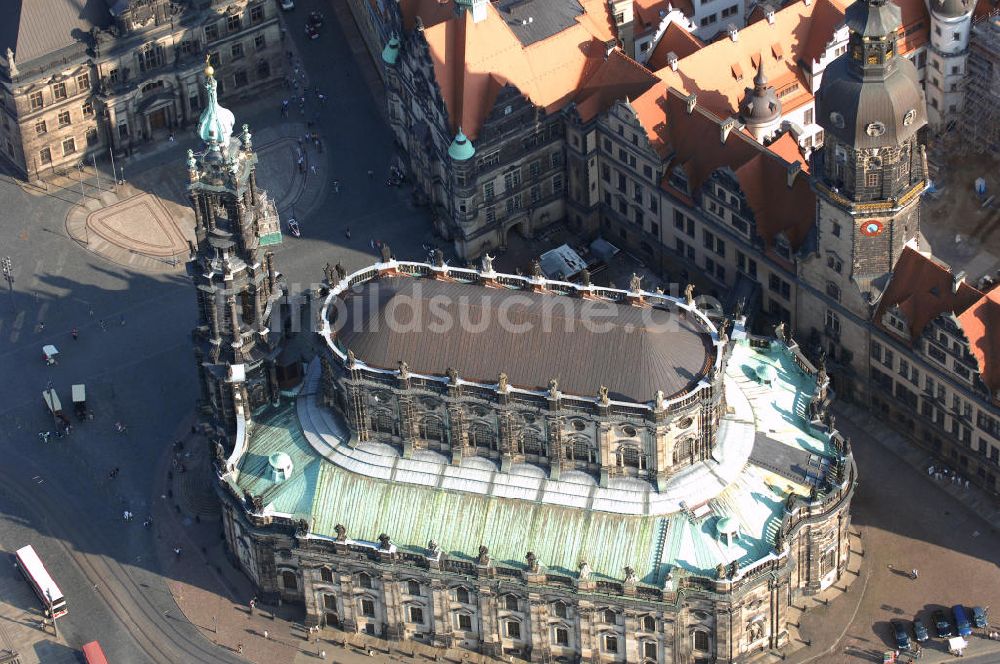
[669,166,689,192]
[774,236,790,258]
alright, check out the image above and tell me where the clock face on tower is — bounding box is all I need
[860,219,884,236]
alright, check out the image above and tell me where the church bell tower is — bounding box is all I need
[187,60,287,441]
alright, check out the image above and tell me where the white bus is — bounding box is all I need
[15,545,67,618]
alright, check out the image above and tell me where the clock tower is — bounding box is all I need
[809,0,927,310]
[798,0,927,383]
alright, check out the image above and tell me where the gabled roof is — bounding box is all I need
[631,87,816,250]
[0,0,109,66]
[958,289,1000,395]
[647,22,705,70]
[573,49,661,122]
[419,0,617,138]
[875,245,983,344]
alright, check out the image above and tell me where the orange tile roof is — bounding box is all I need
[959,288,1000,395]
[767,131,809,173]
[896,0,931,52]
[421,1,618,138]
[876,245,983,345]
[801,0,849,64]
[647,22,705,70]
[634,0,672,30]
[574,49,662,122]
[631,87,816,250]
[652,0,851,120]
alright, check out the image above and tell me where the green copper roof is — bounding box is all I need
[381,34,400,65]
[448,128,475,161]
[236,340,834,585]
[259,231,283,246]
[197,70,235,146]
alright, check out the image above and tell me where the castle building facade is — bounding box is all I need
[0,0,284,181]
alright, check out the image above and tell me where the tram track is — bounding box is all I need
[1,442,242,664]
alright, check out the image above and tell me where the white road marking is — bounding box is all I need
[8,311,25,343]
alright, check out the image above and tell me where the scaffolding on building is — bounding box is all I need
[960,13,1000,155]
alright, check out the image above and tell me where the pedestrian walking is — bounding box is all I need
[237,643,244,654]
[99,318,107,331]
[71,327,79,340]
[120,313,126,326]
[319,650,326,660]
[37,321,45,333]
[310,165,317,175]
[345,228,351,240]
[264,630,269,640]
[174,547,182,557]
[911,568,918,579]
[367,169,374,178]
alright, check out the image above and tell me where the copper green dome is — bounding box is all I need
[448,128,475,161]
[382,34,400,65]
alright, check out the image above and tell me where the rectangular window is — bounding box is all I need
[361,599,375,617]
[234,70,249,87]
[62,137,76,156]
[506,195,522,214]
[82,100,94,117]
[601,164,610,182]
[30,91,43,110]
[35,120,47,135]
[555,628,569,646]
[686,218,695,238]
[39,147,52,165]
[458,614,472,630]
[507,621,521,639]
[231,42,245,59]
[250,3,264,23]
[605,635,619,653]
[503,169,521,191]
[804,108,814,125]
[227,14,242,32]
[58,110,71,127]
[703,229,714,250]
[716,237,726,257]
[530,185,541,203]
[205,23,220,41]
[76,73,91,92]
[550,151,562,168]
[486,207,496,224]
[529,160,541,179]
[552,174,563,193]
[674,210,684,229]
[649,197,658,213]
[634,183,643,203]
[484,181,495,200]
[617,173,626,192]
[118,123,129,139]
[53,83,67,101]
[409,607,424,623]
[254,33,267,50]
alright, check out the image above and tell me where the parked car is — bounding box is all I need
[913,617,929,642]
[891,620,911,651]
[972,606,988,629]
[933,610,953,638]
[953,605,973,637]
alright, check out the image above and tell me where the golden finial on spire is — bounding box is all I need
[204,54,215,78]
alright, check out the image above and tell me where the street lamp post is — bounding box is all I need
[1,256,14,312]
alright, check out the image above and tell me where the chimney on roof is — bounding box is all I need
[953,270,967,294]
[762,3,776,23]
[685,93,697,113]
[605,39,618,58]
[803,0,812,6]
[667,52,679,70]
[787,160,802,187]
[720,117,738,142]
[727,24,739,41]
